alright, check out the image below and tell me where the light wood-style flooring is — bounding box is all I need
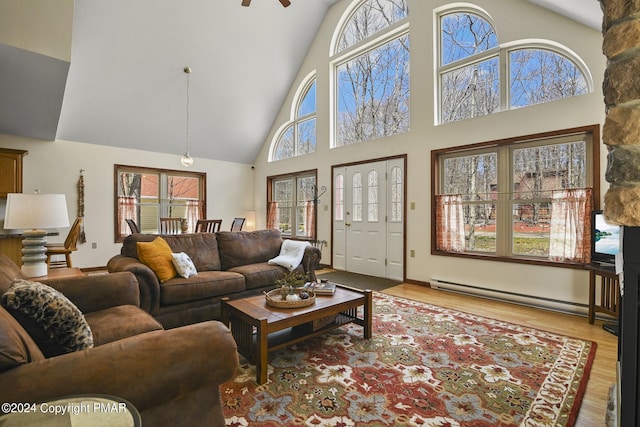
[381,283,617,427]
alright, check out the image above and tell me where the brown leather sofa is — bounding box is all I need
[0,254,238,426]
[107,229,321,328]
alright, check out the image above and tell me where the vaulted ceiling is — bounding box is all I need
[0,0,602,165]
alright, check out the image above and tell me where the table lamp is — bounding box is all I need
[3,193,70,277]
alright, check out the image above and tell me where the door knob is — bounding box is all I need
[345,223,351,227]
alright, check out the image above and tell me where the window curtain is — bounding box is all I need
[267,201,279,229]
[435,194,465,252]
[549,188,592,262]
[118,196,137,237]
[304,200,316,239]
[185,200,203,233]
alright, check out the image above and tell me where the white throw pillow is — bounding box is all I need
[172,252,198,278]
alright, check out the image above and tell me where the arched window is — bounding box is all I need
[437,6,591,124]
[270,76,317,161]
[331,0,410,147]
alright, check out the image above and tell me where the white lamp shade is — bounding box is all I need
[4,193,70,230]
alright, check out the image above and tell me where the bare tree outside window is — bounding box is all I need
[510,49,588,108]
[335,0,409,147]
[437,134,590,259]
[337,0,408,52]
[438,10,590,124]
[272,79,316,161]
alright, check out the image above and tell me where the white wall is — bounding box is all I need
[0,134,254,269]
[252,0,607,311]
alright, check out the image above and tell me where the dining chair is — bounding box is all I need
[195,219,222,233]
[230,217,245,232]
[46,217,83,269]
[160,217,183,234]
[126,219,140,234]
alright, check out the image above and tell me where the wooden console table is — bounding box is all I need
[32,267,85,282]
[587,262,620,324]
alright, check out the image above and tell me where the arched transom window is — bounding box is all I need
[270,76,317,161]
[437,6,591,124]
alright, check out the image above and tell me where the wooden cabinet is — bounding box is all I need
[0,148,28,197]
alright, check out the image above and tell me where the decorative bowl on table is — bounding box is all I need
[264,288,316,308]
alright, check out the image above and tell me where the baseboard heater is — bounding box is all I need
[430,278,588,316]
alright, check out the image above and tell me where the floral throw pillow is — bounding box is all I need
[1,279,94,357]
[172,252,198,278]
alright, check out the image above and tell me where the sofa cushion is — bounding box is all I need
[0,254,25,295]
[163,233,222,271]
[84,305,163,346]
[172,252,198,278]
[121,233,156,258]
[217,230,283,270]
[0,306,45,372]
[160,271,245,305]
[229,262,293,290]
[137,237,177,282]
[1,280,94,357]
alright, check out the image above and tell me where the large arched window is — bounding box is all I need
[437,6,591,124]
[270,75,317,161]
[331,0,410,147]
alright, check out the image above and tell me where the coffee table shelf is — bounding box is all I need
[222,285,372,384]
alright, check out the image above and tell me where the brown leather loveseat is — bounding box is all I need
[0,254,238,426]
[107,229,321,328]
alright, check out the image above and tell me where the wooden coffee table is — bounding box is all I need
[221,285,372,384]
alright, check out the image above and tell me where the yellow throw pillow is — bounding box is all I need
[137,237,177,282]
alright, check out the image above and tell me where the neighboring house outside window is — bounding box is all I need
[432,126,599,266]
[115,165,206,242]
[270,75,317,161]
[437,5,591,124]
[267,170,317,239]
[331,0,410,147]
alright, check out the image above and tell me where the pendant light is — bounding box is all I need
[180,66,194,167]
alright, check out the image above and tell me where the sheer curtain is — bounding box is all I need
[185,200,204,233]
[267,201,279,230]
[435,194,465,252]
[549,188,592,262]
[118,196,137,237]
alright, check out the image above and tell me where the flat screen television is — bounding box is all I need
[591,210,620,265]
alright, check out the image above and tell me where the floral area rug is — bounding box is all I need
[222,293,596,427]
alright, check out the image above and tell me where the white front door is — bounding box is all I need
[332,158,404,280]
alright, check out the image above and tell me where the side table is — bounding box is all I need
[587,262,619,325]
[31,267,85,282]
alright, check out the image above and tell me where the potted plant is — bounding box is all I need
[275,271,309,300]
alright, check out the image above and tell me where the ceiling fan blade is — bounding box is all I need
[242,0,251,6]
[279,0,291,7]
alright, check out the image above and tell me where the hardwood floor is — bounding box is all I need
[381,283,617,427]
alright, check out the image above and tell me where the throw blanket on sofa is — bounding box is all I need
[268,240,310,271]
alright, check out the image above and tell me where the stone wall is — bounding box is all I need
[602,0,640,225]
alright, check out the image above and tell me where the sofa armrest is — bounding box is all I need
[107,255,160,313]
[40,272,140,313]
[302,245,322,282]
[0,321,238,413]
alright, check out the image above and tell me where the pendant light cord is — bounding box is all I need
[185,66,191,155]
